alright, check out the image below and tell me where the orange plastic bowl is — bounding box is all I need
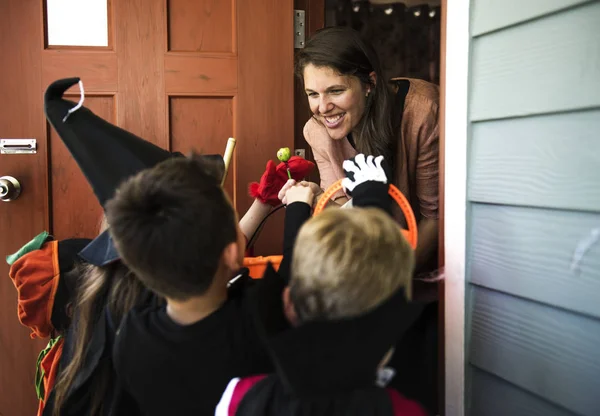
[313,179,418,249]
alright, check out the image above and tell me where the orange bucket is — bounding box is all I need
[243,255,282,279]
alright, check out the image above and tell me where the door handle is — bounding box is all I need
[0,176,21,201]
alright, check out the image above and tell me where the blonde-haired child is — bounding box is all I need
[216,154,427,416]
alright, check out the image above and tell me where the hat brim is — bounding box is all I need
[77,230,119,267]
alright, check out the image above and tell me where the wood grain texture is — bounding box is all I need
[49,95,113,240]
[169,96,235,198]
[468,287,600,415]
[164,54,237,94]
[0,2,49,415]
[237,0,294,255]
[469,367,578,416]
[470,1,600,121]
[42,50,118,93]
[468,203,600,319]
[471,0,590,36]
[468,110,600,212]
[167,0,234,52]
[115,0,168,149]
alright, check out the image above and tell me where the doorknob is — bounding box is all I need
[0,176,21,201]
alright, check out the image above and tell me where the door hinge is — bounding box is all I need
[294,10,306,49]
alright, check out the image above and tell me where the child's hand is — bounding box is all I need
[341,154,392,214]
[298,181,323,198]
[279,180,315,206]
[342,154,388,193]
[278,179,296,203]
[285,185,315,206]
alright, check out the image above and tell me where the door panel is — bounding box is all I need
[41,51,118,93]
[167,0,234,52]
[0,0,293,414]
[169,96,235,196]
[0,2,47,415]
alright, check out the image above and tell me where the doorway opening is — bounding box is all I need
[293,1,444,414]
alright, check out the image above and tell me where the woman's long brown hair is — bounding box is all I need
[295,26,398,165]
[52,219,145,416]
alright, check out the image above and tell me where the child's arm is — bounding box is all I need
[276,180,315,283]
[238,199,273,241]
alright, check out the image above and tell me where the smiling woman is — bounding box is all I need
[296,26,440,280]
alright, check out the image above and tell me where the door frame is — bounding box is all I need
[440,0,470,415]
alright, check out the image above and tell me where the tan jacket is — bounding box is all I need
[303,78,440,224]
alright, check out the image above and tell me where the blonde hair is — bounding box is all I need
[290,207,414,323]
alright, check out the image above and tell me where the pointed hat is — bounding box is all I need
[44,77,224,266]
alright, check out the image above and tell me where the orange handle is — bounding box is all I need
[313,179,418,249]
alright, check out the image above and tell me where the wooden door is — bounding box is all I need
[0,0,294,414]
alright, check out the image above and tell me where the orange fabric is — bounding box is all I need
[243,256,282,279]
[37,338,64,416]
[8,240,61,339]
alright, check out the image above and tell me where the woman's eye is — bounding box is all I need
[307,92,318,97]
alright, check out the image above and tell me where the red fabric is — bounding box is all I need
[37,338,65,416]
[249,157,315,206]
[386,388,427,416]
[229,375,267,415]
[8,241,60,339]
[225,376,425,415]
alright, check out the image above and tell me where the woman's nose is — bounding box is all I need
[318,96,333,114]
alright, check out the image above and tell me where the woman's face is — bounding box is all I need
[303,64,369,140]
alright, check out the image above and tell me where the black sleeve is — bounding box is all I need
[277,202,311,284]
[351,182,393,217]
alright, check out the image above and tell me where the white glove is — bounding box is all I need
[341,154,388,193]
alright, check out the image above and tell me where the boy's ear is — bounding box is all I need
[222,241,241,271]
[282,286,299,326]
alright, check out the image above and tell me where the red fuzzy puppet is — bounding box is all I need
[249,156,315,206]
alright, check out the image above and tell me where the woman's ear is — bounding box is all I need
[282,286,299,326]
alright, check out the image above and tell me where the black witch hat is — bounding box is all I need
[44,77,223,266]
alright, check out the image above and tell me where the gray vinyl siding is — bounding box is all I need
[465,1,600,415]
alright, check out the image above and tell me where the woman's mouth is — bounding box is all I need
[323,113,346,128]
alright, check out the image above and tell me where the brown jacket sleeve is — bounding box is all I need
[414,98,439,220]
[398,78,440,220]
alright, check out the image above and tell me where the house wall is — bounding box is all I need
[465,1,600,415]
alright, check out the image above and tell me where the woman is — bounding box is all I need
[296,26,440,414]
[297,26,439,278]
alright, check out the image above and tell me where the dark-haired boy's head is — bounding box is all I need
[105,153,243,300]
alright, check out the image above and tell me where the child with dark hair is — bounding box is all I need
[105,153,311,415]
[31,77,313,416]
